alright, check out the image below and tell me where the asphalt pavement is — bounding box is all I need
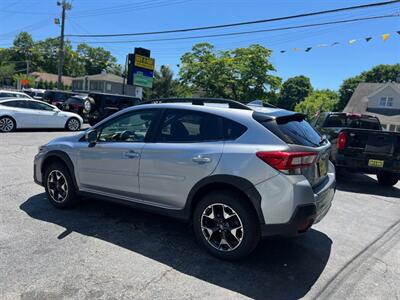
[1,130,399,300]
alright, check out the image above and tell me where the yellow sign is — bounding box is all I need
[134,54,155,70]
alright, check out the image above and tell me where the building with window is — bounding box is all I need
[344,82,400,132]
[71,72,141,98]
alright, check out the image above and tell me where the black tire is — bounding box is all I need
[193,190,260,260]
[44,163,79,208]
[66,117,81,131]
[377,172,398,187]
[0,116,16,132]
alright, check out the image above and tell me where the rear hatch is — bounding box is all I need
[254,110,330,187]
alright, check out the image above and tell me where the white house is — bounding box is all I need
[344,82,400,132]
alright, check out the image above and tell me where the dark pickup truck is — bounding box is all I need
[313,112,400,186]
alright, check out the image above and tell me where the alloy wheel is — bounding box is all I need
[47,170,69,203]
[67,119,80,131]
[201,203,244,252]
[0,117,14,132]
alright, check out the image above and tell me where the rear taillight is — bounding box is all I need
[337,131,347,150]
[256,151,317,174]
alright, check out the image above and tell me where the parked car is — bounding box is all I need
[0,90,32,99]
[22,88,46,100]
[313,112,400,186]
[0,98,83,132]
[82,92,141,125]
[43,90,77,107]
[62,95,87,118]
[33,98,335,260]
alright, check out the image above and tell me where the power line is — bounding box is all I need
[65,0,400,37]
[70,0,191,18]
[68,14,399,44]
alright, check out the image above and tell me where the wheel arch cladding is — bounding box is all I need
[41,151,78,189]
[186,175,265,224]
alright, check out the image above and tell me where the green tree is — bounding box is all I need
[11,32,42,72]
[279,75,313,110]
[179,43,280,102]
[76,43,118,75]
[37,79,45,89]
[337,64,400,110]
[0,63,15,85]
[295,89,339,119]
[144,65,192,100]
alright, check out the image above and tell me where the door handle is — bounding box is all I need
[124,150,140,159]
[192,155,212,164]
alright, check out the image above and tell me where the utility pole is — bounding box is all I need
[57,1,71,90]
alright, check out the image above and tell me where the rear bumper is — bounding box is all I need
[261,204,316,236]
[259,163,336,237]
[335,153,400,174]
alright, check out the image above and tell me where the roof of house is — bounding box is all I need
[343,82,400,125]
[73,73,124,84]
[30,72,73,86]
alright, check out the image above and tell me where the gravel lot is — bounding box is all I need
[1,130,399,300]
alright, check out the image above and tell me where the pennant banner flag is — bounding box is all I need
[382,33,390,41]
[278,31,398,54]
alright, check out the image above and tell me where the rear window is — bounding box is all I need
[277,117,322,147]
[347,117,381,130]
[256,113,322,147]
[325,115,346,127]
[324,114,381,130]
[66,97,84,105]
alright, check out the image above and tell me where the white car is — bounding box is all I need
[0,90,33,99]
[0,98,83,132]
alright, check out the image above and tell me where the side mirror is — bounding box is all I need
[85,129,98,146]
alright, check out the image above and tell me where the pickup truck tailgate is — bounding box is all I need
[337,128,400,173]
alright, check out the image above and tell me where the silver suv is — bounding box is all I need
[34,98,335,260]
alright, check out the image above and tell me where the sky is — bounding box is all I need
[1,0,399,90]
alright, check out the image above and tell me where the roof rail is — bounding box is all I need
[139,98,252,110]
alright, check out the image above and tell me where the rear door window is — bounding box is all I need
[156,110,222,143]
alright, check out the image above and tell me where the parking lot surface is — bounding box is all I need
[1,130,399,300]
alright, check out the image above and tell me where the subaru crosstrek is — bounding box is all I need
[33,98,335,260]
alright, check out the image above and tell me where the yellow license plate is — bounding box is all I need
[368,159,384,168]
[318,161,327,176]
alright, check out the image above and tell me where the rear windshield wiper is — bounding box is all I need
[319,135,328,146]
